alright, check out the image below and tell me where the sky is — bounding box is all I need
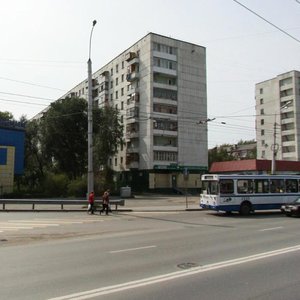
[1,0,300,148]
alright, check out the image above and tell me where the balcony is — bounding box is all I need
[127,92,139,108]
[126,131,139,140]
[281,117,294,125]
[126,153,139,169]
[153,66,177,77]
[92,79,99,89]
[126,107,139,120]
[125,52,138,62]
[153,145,178,152]
[153,129,178,137]
[126,72,139,82]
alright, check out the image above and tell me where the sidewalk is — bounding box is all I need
[121,194,201,212]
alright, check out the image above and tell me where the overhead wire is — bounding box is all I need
[232,0,300,44]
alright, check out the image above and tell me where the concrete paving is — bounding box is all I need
[123,194,201,211]
[0,194,202,212]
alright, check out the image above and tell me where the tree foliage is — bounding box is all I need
[93,106,124,168]
[40,97,88,179]
[0,111,14,121]
[23,97,124,195]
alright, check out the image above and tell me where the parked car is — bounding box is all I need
[281,197,300,217]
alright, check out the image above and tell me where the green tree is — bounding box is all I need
[23,119,48,190]
[93,106,124,168]
[0,111,14,121]
[40,97,88,179]
[208,145,233,168]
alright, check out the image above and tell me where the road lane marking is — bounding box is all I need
[109,245,157,254]
[259,226,283,232]
[7,221,59,227]
[48,244,300,300]
[0,218,105,233]
[0,226,33,230]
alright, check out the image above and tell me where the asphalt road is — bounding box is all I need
[1,197,300,300]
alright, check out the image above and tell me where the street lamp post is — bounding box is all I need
[271,100,292,175]
[87,20,97,198]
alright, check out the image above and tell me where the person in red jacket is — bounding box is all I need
[87,191,95,214]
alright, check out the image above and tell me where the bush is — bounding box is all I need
[43,173,69,197]
[67,177,87,197]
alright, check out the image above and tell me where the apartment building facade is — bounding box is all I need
[62,33,208,190]
[256,70,300,162]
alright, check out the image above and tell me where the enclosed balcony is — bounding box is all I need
[127,92,139,108]
[126,63,139,82]
[126,153,139,169]
[126,123,139,140]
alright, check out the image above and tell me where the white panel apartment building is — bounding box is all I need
[256,70,300,162]
[62,33,207,190]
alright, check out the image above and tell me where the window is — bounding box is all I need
[255,179,269,193]
[110,68,113,76]
[110,93,113,101]
[115,91,118,99]
[115,158,117,166]
[121,157,123,164]
[121,74,124,82]
[116,64,119,73]
[260,109,264,115]
[261,129,265,136]
[260,119,264,125]
[121,88,124,96]
[286,179,298,193]
[270,179,285,193]
[219,179,234,194]
[116,77,118,86]
[260,98,264,104]
[122,61,124,69]
[153,57,177,70]
[110,81,113,89]
[237,180,253,194]
[121,101,124,110]
[260,88,263,94]
[153,87,177,100]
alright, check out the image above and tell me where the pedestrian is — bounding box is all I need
[100,189,110,215]
[87,191,95,214]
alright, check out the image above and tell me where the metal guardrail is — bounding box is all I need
[0,199,125,211]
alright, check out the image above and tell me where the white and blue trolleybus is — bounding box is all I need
[200,174,300,215]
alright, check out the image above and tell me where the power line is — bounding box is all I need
[0,98,47,106]
[232,0,300,44]
[0,76,66,92]
[0,91,55,101]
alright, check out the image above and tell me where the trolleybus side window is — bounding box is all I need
[255,179,269,193]
[286,179,298,193]
[270,179,285,193]
[219,179,234,194]
[237,179,253,194]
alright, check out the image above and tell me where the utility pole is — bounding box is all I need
[271,121,278,175]
[271,100,292,175]
[87,20,97,198]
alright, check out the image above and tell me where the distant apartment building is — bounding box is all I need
[60,33,208,190]
[256,70,300,162]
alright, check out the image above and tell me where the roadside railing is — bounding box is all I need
[0,199,125,211]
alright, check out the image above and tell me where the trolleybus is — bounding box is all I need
[200,174,300,215]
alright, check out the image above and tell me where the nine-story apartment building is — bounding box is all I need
[61,33,208,190]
